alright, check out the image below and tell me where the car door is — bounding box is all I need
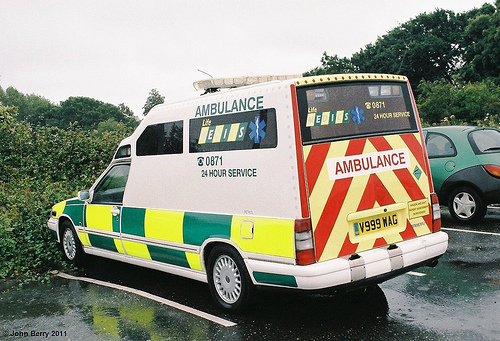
[425,132,457,191]
[84,163,130,253]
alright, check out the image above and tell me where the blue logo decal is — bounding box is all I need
[354,222,360,236]
[249,116,266,143]
[351,105,365,125]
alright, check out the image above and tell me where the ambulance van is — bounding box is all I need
[48,74,448,311]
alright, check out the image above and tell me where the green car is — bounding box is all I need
[423,126,500,222]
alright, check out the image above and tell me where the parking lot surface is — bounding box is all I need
[1,208,499,340]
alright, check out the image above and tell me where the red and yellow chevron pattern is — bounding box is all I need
[304,133,433,262]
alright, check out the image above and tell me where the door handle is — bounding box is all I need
[110,206,121,217]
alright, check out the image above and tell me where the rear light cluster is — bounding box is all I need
[483,164,500,178]
[430,192,441,232]
[294,218,316,265]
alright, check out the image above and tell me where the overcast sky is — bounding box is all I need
[0,0,493,118]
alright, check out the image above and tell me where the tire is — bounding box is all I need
[448,186,487,223]
[207,245,253,312]
[60,220,85,265]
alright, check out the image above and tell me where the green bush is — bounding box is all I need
[417,79,500,126]
[0,104,133,281]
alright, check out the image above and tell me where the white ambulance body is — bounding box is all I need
[48,74,448,311]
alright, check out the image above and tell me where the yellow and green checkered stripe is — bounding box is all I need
[84,208,233,270]
[57,202,296,285]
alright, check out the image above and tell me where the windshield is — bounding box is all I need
[469,129,500,154]
[296,82,418,144]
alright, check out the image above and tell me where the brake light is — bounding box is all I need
[483,164,500,178]
[431,193,441,232]
[295,218,316,265]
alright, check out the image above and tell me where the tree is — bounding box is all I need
[0,86,56,125]
[460,1,499,84]
[417,79,500,124]
[304,52,356,76]
[142,88,165,116]
[351,9,468,85]
[118,103,134,121]
[1,85,138,129]
[45,97,132,130]
[416,79,458,124]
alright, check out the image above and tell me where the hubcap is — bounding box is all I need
[213,255,241,304]
[453,192,476,219]
[63,228,77,260]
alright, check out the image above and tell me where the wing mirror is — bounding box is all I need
[78,190,90,201]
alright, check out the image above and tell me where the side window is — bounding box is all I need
[92,164,130,205]
[426,133,456,158]
[136,120,183,156]
[114,144,131,159]
[189,109,277,153]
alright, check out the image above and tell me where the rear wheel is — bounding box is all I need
[207,245,253,312]
[60,220,85,265]
[448,186,487,223]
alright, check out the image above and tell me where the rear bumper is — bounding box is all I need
[247,231,448,290]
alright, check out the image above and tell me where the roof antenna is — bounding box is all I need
[197,69,219,95]
[197,69,213,78]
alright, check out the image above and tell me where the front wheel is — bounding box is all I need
[207,245,253,312]
[60,220,85,265]
[448,186,487,223]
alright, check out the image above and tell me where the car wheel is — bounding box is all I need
[448,186,487,223]
[207,245,253,312]
[60,220,85,265]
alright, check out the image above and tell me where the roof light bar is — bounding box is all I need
[193,74,303,91]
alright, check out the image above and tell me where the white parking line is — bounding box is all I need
[407,271,426,277]
[441,227,500,237]
[55,271,236,327]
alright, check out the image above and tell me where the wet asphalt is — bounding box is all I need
[1,208,499,340]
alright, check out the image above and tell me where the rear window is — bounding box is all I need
[297,82,418,144]
[468,129,500,154]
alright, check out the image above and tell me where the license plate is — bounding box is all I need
[353,213,399,236]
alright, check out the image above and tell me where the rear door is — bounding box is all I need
[296,79,433,262]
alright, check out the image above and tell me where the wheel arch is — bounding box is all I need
[203,239,254,312]
[201,239,247,274]
[440,180,485,207]
[439,166,487,206]
[56,215,76,243]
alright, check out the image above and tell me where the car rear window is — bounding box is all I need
[469,129,500,154]
[296,82,418,144]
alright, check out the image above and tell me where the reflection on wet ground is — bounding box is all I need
[0,208,498,340]
[1,276,240,340]
[1,276,393,340]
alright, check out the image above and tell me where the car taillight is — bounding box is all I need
[295,218,316,265]
[431,193,441,232]
[483,164,500,178]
